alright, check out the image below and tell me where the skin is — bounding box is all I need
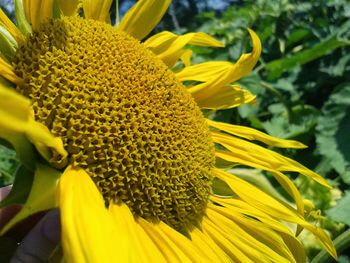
[0,187,61,263]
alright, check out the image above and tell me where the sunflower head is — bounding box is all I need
[0,1,337,262]
[13,16,215,231]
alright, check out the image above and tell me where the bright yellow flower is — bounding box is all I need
[0,0,337,262]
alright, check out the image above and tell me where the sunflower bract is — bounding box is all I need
[13,17,215,231]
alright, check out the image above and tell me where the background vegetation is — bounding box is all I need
[1,0,349,261]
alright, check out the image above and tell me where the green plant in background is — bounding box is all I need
[187,0,350,261]
[0,144,18,186]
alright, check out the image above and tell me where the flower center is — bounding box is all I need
[14,17,215,231]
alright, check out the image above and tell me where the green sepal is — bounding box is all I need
[215,156,236,169]
[0,75,15,88]
[0,163,62,234]
[0,26,17,60]
[0,129,36,171]
[115,0,120,27]
[0,165,34,208]
[14,0,32,35]
[52,0,62,19]
[212,177,235,196]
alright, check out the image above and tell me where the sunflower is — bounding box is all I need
[0,0,337,262]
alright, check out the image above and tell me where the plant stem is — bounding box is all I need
[260,81,291,119]
[311,227,350,263]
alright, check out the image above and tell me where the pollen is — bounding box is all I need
[13,17,215,231]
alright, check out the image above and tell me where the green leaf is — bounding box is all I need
[0,144,18,186]
[286,28,310,47]
[0,165,34,207]
[266,21,350,79]
[320,53,350,77]
[316,83,350,183]
[0,129,36,171]
[338,256,350,263]
[327,191,350,225]
[262,105,319,139]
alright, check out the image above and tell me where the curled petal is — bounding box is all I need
[145,31,223,67]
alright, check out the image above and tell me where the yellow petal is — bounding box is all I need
[181,28,260,84]
[156,221,209,262]
[180,29,260,108]
[208,203,297,263]
[202,216,253,262]
[138,218,195,262]
[0,164,60,234]
[0,56,23,84]
[213,168,337,260]
[58,167,128,263]
[82,0,112,22]
[190,227,231,263]
[57,0,79,16]
[118,0,171,40]
[179,49,192,66]
[191,84,256,109]
[0,84,67,161]
[211,131,330,188]
[109,203,166,262]
[207,119,307,148]
[145,31,224,51]
[26,120,67,162]
[210,196,299,239]
[207,120,304,214]
[145,31,223,67]
[0,8,25,44]
[23,0,54,29]
[206,206,291,263]
[280,232,307,263]
[0,83,29,127]
[175,61,232,82]
[270,171,305,219]
[210,196,307,262]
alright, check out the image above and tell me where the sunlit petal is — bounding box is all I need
[57,0,79,17]
[119,0,171,40]
[145,31,223,67]
[58,167,128,263]
[0,8,25,44]
[82,0,112,22]
[23,0,54,29]
[207,119,307,148]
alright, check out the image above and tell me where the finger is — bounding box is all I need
[0,204,21,230]
[10,209,61,263]
[0,185,12,198]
